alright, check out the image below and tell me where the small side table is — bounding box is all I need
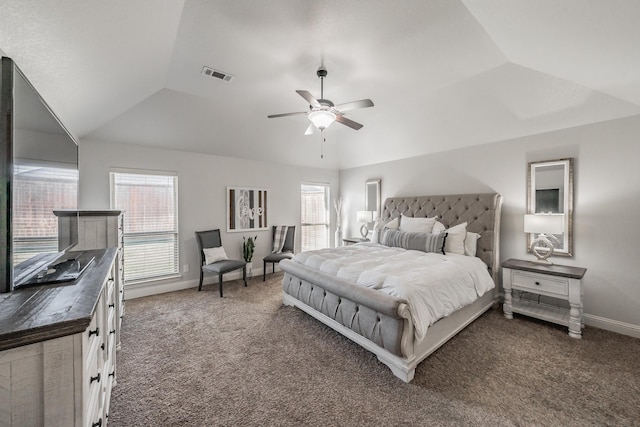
[343,237,369,246]
[502,258,587,339]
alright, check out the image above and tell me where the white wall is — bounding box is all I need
[79,139,339,297]
[339,114,640,337]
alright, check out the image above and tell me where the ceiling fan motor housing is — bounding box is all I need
[317,66,328,78]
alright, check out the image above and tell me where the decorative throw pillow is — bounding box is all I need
[272,225,288,253]
[443,222,467,255]
[399,215,437,233]
[203,246,228,264]
[380,229,446,254]
[464,232,481,257]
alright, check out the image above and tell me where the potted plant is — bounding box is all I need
[242,235,257,277]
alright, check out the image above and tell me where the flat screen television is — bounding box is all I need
[1,57,81,292]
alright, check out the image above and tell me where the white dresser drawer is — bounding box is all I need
[511,270,568,297]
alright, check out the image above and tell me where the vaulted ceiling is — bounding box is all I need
[2,1,640,169]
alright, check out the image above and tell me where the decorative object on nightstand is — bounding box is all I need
[524,213,564,264]
[357,211,373,239]
[502,258,587,339]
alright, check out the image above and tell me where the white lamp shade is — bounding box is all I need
[524,214,564,234]
[357,211,373,223]
[308,110,336,130]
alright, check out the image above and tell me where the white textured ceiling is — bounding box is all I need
[1,0,640,169]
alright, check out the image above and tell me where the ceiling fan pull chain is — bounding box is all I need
[321,131,325,159]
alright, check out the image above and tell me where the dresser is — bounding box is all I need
[502,258,587,338]
[0,249,118,426]
[56,210,124,350]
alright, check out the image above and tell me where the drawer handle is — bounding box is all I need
[90,372,101,384]
[535,281,541,286]
[110,329,116,335]
[109,303,115,308]
[109,371,115,378]
[89,327,99,337]
[101,343,105,351]
[92,418,102,427]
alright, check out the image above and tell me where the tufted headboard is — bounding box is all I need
[381,193,503,282]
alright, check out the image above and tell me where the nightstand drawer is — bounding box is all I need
[511,271,568,296]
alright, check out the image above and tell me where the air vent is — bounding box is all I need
[201,66,234,82]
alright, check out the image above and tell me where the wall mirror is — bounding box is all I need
[365,179,381,219]
[527,158,573,256]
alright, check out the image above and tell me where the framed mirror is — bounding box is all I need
[365,179,381,219]
[527,158,573,256]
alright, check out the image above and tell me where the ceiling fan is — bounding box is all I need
[268,66,374,135]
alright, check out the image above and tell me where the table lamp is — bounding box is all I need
[524,214,564,264]
[356,211,374,239]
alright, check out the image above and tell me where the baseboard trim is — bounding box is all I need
[583,314,640,339]
[125,267,267,300]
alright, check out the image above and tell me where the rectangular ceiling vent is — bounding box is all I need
[201,66,234,82]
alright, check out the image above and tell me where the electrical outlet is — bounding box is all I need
[183,264,190,273]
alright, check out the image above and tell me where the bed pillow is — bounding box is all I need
[371,217,399,243]
[464,232,481,257]
[203,246,228,264]
[432,220,446,234]
[399,215,437,233]
[380,229,446,254]
[443,222,467,255]
[370,217,386,244]
[384,217,399,230]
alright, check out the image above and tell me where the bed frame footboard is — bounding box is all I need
[280,260,418,381]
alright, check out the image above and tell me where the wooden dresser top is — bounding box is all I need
[0,248,116,351]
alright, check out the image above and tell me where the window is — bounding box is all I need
[12,163,78,265]
[300,183,330,251]
[111,170,178,283]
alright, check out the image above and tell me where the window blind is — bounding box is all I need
[300,183,330,251]
[111,171,179,283]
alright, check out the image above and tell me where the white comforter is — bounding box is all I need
[292,243,495,340]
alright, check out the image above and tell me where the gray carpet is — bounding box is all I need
[109,273,640,426]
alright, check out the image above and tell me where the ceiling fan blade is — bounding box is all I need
[335,114,363,130]
[335,99,374,112]
[296,90,320,108]
[304,123,316,135]
[267,111,307,119]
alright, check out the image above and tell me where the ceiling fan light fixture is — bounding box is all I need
[308,110,336,131]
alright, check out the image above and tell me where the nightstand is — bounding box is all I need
[343,237,369,246]
[502,259,587,338]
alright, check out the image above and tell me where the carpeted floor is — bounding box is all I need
[109,273,640,426]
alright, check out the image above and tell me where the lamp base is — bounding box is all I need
[360,224,369,239]
[530,235,555,264]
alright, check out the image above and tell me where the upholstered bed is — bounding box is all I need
[280,193,503,382]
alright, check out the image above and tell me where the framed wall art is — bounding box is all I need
[226,186,269,232]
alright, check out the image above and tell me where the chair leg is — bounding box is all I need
[218,273,223,297]
[263,261,266,281]
[243,266,247,287]
[198,269,203,291]
[272,262,275,273]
